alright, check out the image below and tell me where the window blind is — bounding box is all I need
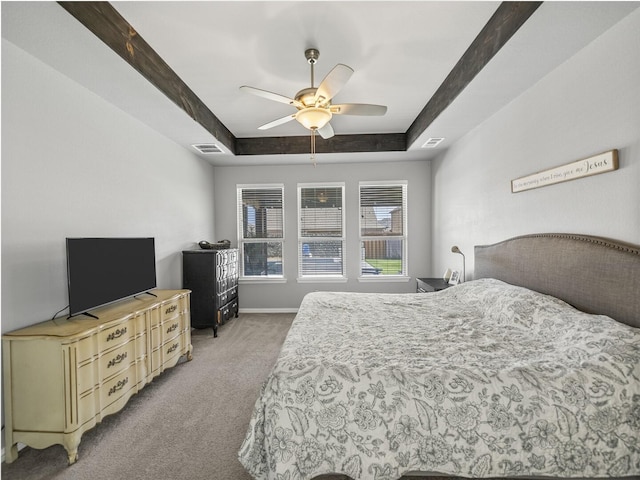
[298,184,345,278]
[237,185,284,277]
[359,182,407,276]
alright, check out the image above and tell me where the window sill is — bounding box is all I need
[239,277,287,284]
[297,277,348,284]
[358,276,410,283]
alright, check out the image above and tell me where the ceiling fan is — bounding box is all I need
[240,48,387,161]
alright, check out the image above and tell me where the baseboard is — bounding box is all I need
[239,308,298,314]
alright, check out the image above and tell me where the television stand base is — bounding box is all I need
[135,291,158,299]
[67,311,99,320]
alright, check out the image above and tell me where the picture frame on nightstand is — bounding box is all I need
[448,270,460,285]
[443,268,452,281]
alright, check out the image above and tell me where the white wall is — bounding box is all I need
[1,40,217,333]
[213,160,432,310]
[431,8,640,279]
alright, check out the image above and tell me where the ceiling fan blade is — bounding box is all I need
[314,64,354,105]
[330,104,387,116]
[317,122,334,139]
[258,114,296,130]
[240,86,303,108]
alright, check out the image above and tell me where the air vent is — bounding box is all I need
[192,143,223,154]
[422,137,445,148]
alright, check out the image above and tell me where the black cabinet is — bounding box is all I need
[182,249,239,336]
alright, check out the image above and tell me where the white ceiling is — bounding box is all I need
[3,1,639,166]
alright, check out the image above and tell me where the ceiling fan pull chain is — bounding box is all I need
[311,128,317,167]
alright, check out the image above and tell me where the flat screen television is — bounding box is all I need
[66,237,157,317]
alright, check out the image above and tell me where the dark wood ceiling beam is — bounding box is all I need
[405,1,542,149]
[58,1,236,154]
[236,133,406,156]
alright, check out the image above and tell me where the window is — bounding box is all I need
[359,181,408,277]
[237,185,284,278]
[298,183,345,280]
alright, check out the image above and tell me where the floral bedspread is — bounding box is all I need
[238,279,640,479]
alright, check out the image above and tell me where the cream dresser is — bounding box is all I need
[2,289,192,465]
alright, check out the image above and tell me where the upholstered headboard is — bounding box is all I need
[475,233,640,328]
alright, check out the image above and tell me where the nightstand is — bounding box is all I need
[416,277,451,293]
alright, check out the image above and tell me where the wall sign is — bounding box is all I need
[511,149,618,193]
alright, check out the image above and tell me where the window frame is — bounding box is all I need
[297,182,347,283]
[358,180,409,281]
[236,184,286,283]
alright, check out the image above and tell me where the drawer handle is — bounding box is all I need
[108,377,129,396]
[166,322,179,334]
[167,343,179,354]
[165,305,177,315]
[107,327,127,342]
[107,352,128,368]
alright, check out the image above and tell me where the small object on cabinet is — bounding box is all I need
[448,270,460,285]
[198,239,231,250]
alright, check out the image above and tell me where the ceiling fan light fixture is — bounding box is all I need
[295,107,332,130]
[241,48,386,165]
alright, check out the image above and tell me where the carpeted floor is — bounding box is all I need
[1,313,297,480]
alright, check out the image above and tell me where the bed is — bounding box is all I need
[238,233,640,480]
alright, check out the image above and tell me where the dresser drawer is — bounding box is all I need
[100,338,137,379]
[161,316,184,345]
[151,336,185,374]
[218,291,228,306]
[150,319,184,350]
[161,335,186,369]
[160,298,181,322]
[163,338,184,363]
[162,315,183,337]
[100,363,137,408]
[99,320,136,353]
[216,265,223,281]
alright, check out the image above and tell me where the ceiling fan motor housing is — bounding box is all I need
[295,87,322,108]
